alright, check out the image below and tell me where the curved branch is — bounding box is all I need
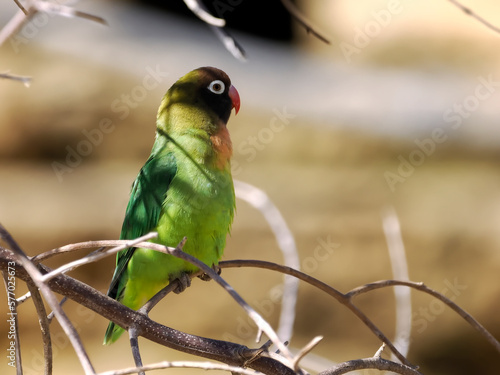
[346,279,500,353]
[99,360,261,375]
[182,0,226,27]
[219,259,412,367]
[235,180,299,343]
[280,0,330,44]
[382,207,411,359]
[448,0,500,34]
[318,357,423,375]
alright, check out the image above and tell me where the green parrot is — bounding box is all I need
[103,67,240,345]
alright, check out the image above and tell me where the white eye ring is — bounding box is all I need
[208,80,225,94]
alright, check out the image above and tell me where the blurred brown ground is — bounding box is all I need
[1,3,500,374]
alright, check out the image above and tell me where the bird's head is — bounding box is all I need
[157,67,240,135]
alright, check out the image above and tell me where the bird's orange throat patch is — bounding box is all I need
[210,125,233,170]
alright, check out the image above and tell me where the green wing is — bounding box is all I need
[106,136,177,300]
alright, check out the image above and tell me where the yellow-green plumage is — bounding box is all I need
[103,67,240,344]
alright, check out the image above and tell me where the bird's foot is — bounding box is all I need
[198,264,221,281]
[173,272,191,294]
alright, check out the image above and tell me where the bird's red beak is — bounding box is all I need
[229,85,240,115]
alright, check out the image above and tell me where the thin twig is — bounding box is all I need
[208,25,246,61]
[374,343,385,358]
[33,2,107,25]
[128,327,145,375]
[448,0,500,34]
[26,281,52,375]
[292,336,323,372]
[182,0,225,27]
[0,73,31,87]
[280,0,330,44]
[0,223,96,375]
[0,9,31,47]
[318,356,423,375]
[39,233,158,282]
[33,241,129,263]
[0,2,106,49]
[382,207,411,360]
[98,360,259,375]
[13,0,28,15]
[15,291,32,305]
[235,180,299,344]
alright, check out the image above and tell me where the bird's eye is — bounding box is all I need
[208,80,225,94]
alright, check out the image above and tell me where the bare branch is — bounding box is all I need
[0,9,30,47]
[128,327,145,375]
[318,357,423,375]
[292,336,323,372]
[382,207,411,359]
[33,240,138,263]
[0,1,107,48]
[26,281,52,375]
[280,0,330,44]
[209,25,246,61]
[33,2,107,25]
[235,180,299,344]
[0,72,31,87]
[15,291,32,305]
[98,360,260,375]
[13,0,28,15]
[373,343,386,358]
[39,233,158,282]
[448,0,500,34]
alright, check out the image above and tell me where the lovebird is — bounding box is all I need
[103,67,240,345]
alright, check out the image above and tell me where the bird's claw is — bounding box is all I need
[198,264,221,281]
[173,272,191,294]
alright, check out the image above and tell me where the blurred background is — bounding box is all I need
[1,0,500,374]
